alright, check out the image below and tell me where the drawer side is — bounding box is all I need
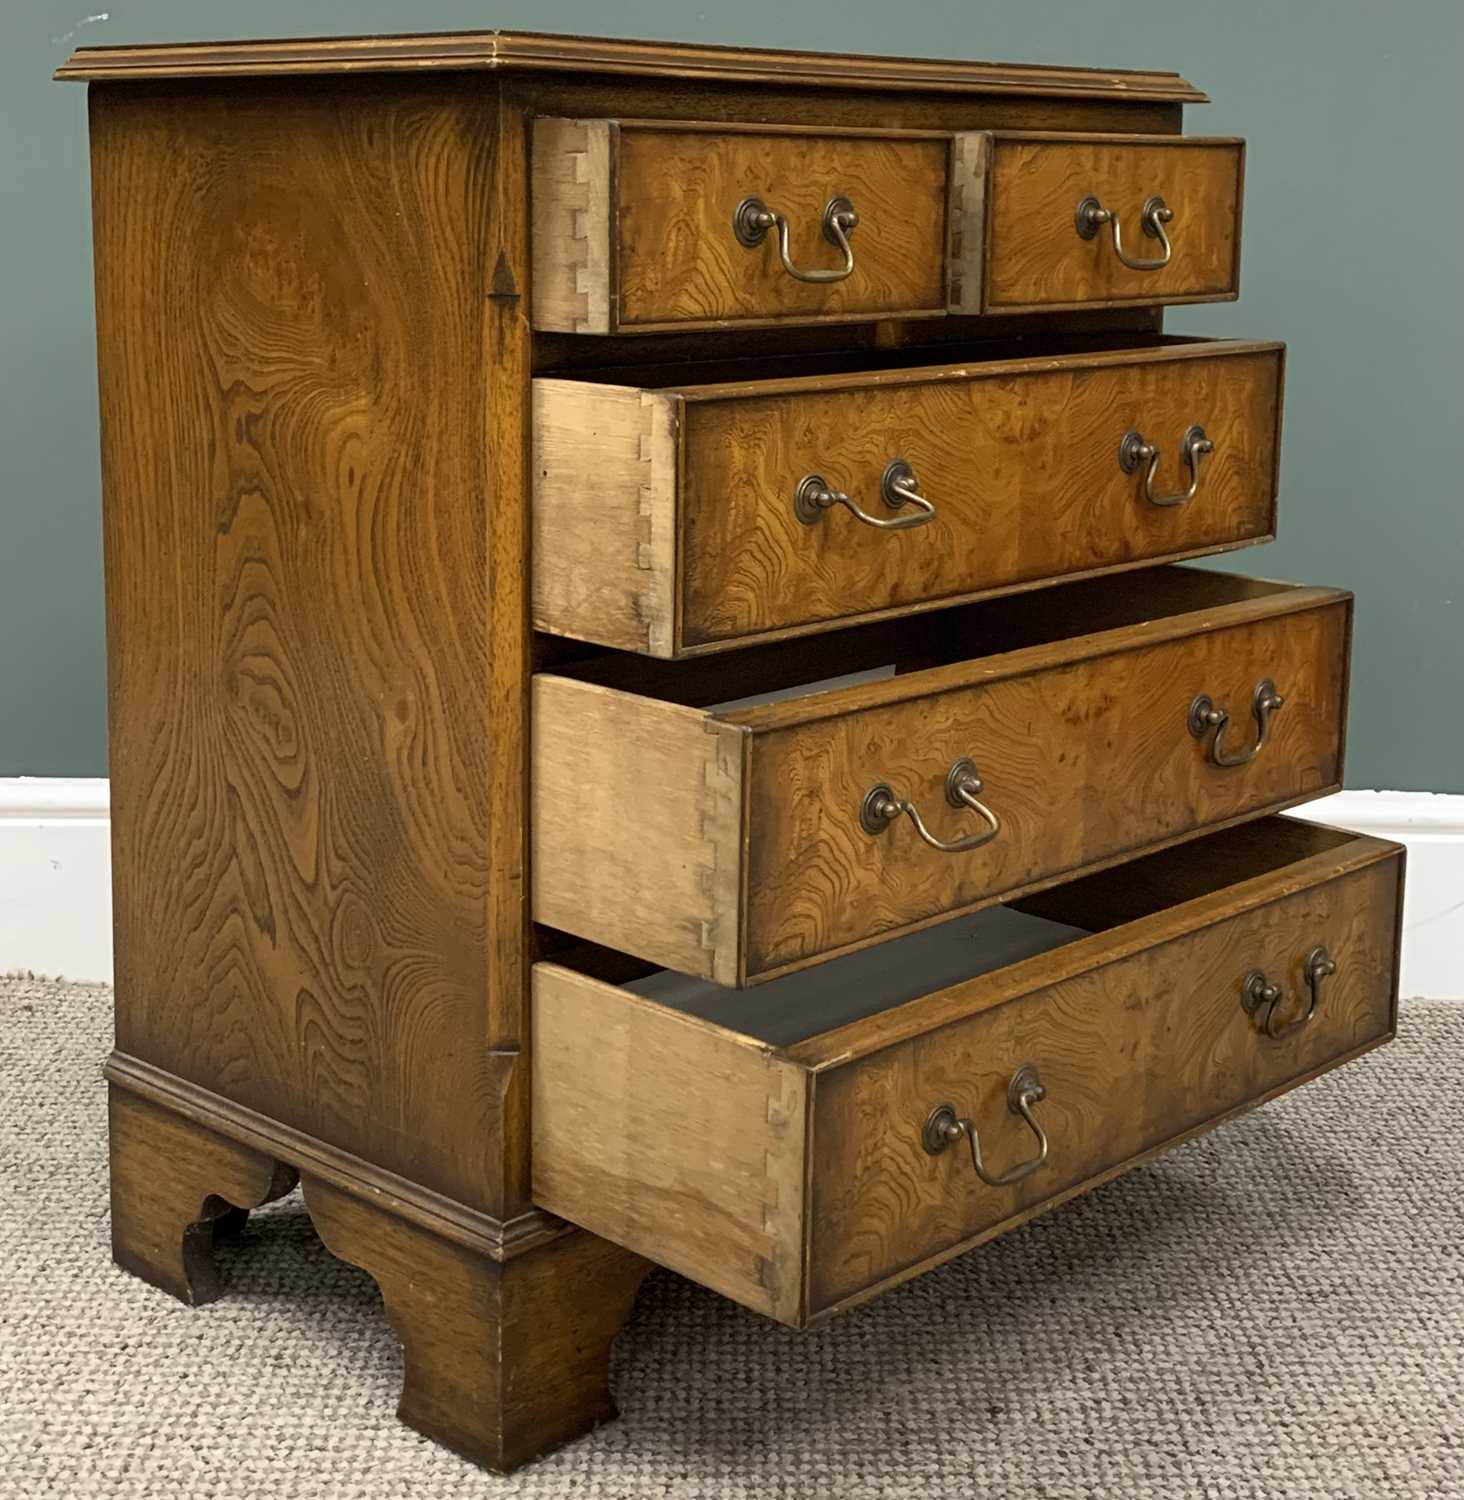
[532,380,681,656]
[532,963,809,1325]
[532,676,747,984]
[531,117,614,333]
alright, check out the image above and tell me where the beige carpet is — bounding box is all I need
[2,977,1460,1499]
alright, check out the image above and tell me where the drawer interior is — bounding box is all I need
[553,816,1367,1045]
[536,329,1214,390]
[549,564,1305,712]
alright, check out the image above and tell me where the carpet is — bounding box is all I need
[2,977,1460,1499]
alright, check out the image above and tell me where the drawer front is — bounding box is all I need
[532,825,1402,1327]
[743,599,1348,977]
[532,119,951,332]
[976,134,1243,312]
[805,851,1400,1317]
[680,343,1281,648]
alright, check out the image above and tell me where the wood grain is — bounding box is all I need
[532,965,808,1324]
[742,602,1348,976]
[303,1178,651,1471]
[106,1052,565,1262]
[533,340,1282,656]
[534,577,1351,983]
[531,675,748,985]
[531,121,954,333]
[806,855,1399,1314]
[530,827,1402,1326]
[679,341,1282,647]
[946,131,991,314]
[532,379,681,653]
[530,118,614,333]
[481,84,538,1220]
[508,75,1184,144]
[90,76,526,1216]
[984,133,1244,310]
[56,30,1209,104]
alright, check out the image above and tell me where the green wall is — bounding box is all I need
[4,1,1460,787]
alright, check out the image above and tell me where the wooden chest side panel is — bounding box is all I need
[90,77,521,1212]
[615,126,950,327]
[532,964,808,1325]
[986,136,1243,310]
[680,345,1282,646]
[743,600,1349,976]
[807,853,1401,1315]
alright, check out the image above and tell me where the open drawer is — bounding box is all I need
[534,336,1284,657]
[532,818,1402,1327]
[532,567,1351,985]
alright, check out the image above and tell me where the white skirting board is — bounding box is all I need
[0,779,114,984]
[1290,791,1462,998]
[1,779,1458,994]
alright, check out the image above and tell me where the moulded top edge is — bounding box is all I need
[55,27,1208,103]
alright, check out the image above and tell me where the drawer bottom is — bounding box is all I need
[532,818,1402,1327]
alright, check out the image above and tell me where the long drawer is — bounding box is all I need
[532,567,1350,985]
[534,338,1284,656]
[532,818,1402,1327]
[530,120,1243,333]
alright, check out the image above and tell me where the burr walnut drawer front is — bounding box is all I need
[530,122,1242,332]
[533,338,1284,656]
[532,568,1351,986]
[531,119,952,332]
[532,819,1402,1327]
[967,132,1245,313]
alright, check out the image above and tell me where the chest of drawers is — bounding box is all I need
[61,28,1402,1474]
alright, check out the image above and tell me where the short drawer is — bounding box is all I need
[533,568,1350,984]
[531,122,1242,332]
[531,119,952,332]
[962,131,1245,313]
[532,819,1402,1326]
[534,337,1283,656]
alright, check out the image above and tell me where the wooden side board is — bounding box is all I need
[532,826,1402,1326]
[89,74,532,1218]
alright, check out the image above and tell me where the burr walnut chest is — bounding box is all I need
[60,28,1402,1473]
